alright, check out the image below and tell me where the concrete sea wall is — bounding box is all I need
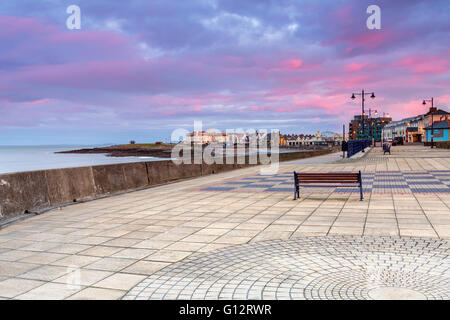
[0,149,336,222]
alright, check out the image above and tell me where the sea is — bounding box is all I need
[0,146,165,175]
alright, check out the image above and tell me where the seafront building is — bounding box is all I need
[382,107,450,143]
[185,129,280,145]
[349,114,392,141]
[425,120,450,143]
[184,128,341,147]
[185,129,247,144]
[281,130,343,147]
[382,115,425,143]
[423,108,450,144]
[280,133,315,146]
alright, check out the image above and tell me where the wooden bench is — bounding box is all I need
[293,171,363,201]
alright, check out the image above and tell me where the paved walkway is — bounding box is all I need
[0,145,449,299]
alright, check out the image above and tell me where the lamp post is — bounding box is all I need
[422,98,434,148]
[351,90,375,151]
[406,121,410,143]
[368,108,378,146]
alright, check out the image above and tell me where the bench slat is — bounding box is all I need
[297,174,359,177]
[297,176,359,179]
[298,178,359,181]
[296,172,358,174]
[298,184,359,187]
[298,176,359,179]
[298,181,359,184]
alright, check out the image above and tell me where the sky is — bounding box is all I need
[0,0,449,145]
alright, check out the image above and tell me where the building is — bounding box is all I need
[382,115,424,143]
[281,130,342,147]
[185,129,279,145]
[185,129,246,145]
[281,134,315,146]
[382,107,450,143]
[349,115,364,140]
[185,130,226,144]
[423,108,450,143]
[424,108,450,127]
[349,114,392,141]
[425,120,450,143]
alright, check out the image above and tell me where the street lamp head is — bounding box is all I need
[351,93,356,100]
[370,93,375,99]
[422,100,426,105]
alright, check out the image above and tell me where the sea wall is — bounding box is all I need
[0,148,336,221]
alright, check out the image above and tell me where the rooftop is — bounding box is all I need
[425,108,450,116]
[425,119,450,130]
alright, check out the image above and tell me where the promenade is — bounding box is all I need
[0,145,449,299]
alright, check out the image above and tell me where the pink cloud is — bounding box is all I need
[250,105,296,113]
[1,4,449,135]
[292,94,349,114]
[393,55,448,74]
[21,98,56,105]
[332,7,353,22]
[351,31,391,50]
[0,15,138,67]
[281,59,303,70]
[0,15,57,37]
[437,94,450,104]
[345,62,367,72]
[388,100,430,120]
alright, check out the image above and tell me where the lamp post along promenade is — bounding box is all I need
[422,98,434,149]
[351,90,376,152]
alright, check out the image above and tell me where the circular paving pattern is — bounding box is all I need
[123,236,450,300]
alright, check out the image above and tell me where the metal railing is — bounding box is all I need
[347,140,371,158]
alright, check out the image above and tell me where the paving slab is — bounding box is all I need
[1,145,450,300]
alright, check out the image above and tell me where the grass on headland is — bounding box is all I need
[111,143,173,149]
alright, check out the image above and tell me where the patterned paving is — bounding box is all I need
[123,236,450,300]
[1,145,450,300]
[198,171,450,194]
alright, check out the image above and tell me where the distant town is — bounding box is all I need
[185,129,343,148]
[182,104,450,150]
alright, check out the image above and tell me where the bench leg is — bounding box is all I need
[359,183,363,201]
[358,171,363,201]
[293,171,299,200]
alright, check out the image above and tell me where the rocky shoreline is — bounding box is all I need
[57,144,331,159]
[56,145,173,158]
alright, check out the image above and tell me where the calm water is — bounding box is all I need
[0,146,165,174]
